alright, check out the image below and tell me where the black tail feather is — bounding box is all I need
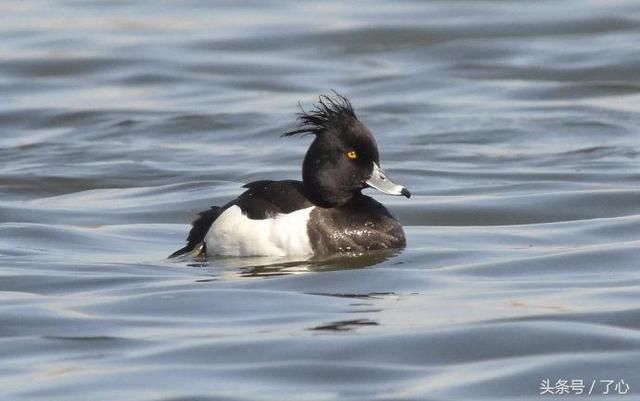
[168,244,195,259]
[169,206,223,258]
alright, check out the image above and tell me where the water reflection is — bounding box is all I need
[181,248,403,279]
[310,318,379,332]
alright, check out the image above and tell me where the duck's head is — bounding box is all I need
[283,93,411,207]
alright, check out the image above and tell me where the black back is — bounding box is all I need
[235,180,313,219]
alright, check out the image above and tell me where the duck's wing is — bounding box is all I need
[237,180,312,219]
[168,206,223,258]
[169,180,312,258]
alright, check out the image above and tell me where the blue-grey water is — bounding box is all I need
[1,1,640,400]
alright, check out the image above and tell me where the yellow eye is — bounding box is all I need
[346,150,358,160]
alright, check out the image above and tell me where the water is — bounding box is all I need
[1,1,640,400]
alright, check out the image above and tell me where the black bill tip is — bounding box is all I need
[401,187,411,198]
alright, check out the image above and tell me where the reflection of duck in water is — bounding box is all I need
[234,249,403,278]
[171,93,410,259]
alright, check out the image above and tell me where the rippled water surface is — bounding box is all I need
[2,1,640,400]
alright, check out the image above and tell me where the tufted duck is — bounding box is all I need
[170,93,410,258]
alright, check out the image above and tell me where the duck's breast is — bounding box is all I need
[307,198,406,254]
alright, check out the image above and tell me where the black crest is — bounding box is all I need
[282,92,357,137]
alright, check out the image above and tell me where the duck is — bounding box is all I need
[170,93,410,258]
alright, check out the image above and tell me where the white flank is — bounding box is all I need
[204,205,314,256]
